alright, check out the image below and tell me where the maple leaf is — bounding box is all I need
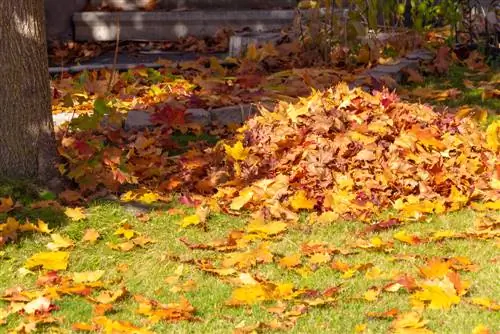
[47,233,75,251]
[91,287,128,304]
[393,231,423,245]
[25,251,69,270]
[65,207,87,221]
[289,190,316,211]
[135,295,196,323]
[0,197,14,213]
[36,220,52,234]
[72,270,105,284]
[279,253,302,268]
[418,258,451,279]
[412,278,460,310]
[23,296,54,315]
[82,228,100,244]
[363,287,381,302]
[485,120,499,152]
[114,225,137,240]
[224,141,249,161]
[390,312,432,334]
[92,316,153,334]
[230,187,254,211]
[246,220,287,236]
[472,324,491,334]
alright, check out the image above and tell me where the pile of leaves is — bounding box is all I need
[167,83,499,222]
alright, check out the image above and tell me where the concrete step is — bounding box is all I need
[74,10,295,41]
[89,0,297,10]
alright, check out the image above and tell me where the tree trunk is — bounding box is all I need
[0,0,58,183]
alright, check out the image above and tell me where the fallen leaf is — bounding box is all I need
[82,229,100,244]
[65,207,87,221]
[47,233,75,251]
[25,251,69,270]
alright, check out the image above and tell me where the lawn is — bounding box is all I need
[0,182,498,333]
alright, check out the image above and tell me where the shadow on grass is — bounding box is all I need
[0,179,68,233]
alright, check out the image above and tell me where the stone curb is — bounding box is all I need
[53,104,261,130]
[351,48,434,89]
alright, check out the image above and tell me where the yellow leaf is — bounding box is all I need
[230,188,254,211]
[47,233,75,251]
[412,278,460,309]
[472,324,490,334]
[72,270,105,283]
[364,288,380,302]
[137,192,159,204]
[393,231,421,245]
[390,312,432,334]
[114,226,136,240]
[227,284,269,305]
[180,214,201,228]
[309,253,331,265]
[279,253,302,268]
[289,190,316,211]
[25,251,69,270]
[418,258,450,279]
[365,266,382,280]
[354,323,367,333]
[246,220,287,236]
[224,141,249,161]
[36,220,52,234]
[64,207,86,221]
[82,228,100,244]
[315,211,340,224]
[485,120,499,152]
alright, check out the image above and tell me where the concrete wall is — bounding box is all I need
[45,0,297,40]
[45,0,88,40]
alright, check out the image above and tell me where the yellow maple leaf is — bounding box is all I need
[390,312,432,334]
[289,190,317,211]
[180,214,201,228]
[364,287,380,302]
[25,251,69,270]
[314,211,340,224]
[224,141,249,161]
[47,233,75,251]
[279,253,302,268]
[393,230,421,245]
[137,192,159,204]
[227,284,270,305]
[64,207,86,221]
[472,324,490,334]
[72,270,105,283]
[114,226,136,240]
[412,278,460,309]
[418,258,450,279]
[309,253,331,265]
[246,220,287,236]
[230,187,254,211]
[82,228,100,244]
[36,220,52,233]
[485,120,499,152]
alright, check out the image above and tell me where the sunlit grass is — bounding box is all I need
[1,193,498,333]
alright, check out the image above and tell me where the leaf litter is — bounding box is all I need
[1,35,499,332]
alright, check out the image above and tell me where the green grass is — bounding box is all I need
[1,187,498,333]
[401,63,500,114]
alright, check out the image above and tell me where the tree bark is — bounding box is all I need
[0,0,58,183]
